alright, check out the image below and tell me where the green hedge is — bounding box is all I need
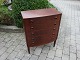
[0,0,14,25]
[0,4,13,25]
[12,0,54,28]
[0,0,4,6]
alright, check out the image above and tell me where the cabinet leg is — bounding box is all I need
[53,40,56,47]
[28,47,30,54]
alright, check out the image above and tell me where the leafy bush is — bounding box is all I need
[0,11,13,25]
[0,0,4,6]
[0,0,14,25]
[0,3,13,25]
[12,0,54,28]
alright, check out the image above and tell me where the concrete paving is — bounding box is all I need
[0,0,80,60]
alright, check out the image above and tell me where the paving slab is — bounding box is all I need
[0,0,80,60]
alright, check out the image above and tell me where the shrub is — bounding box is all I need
[0,0,4,6]
[0,11,13,25]
[12,0,54,28]
[0,3,13,25]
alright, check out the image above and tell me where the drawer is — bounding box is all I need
[30,29,55,36]
[30,26,59,37]
[29,15,61,30]
[31,34,56,47]
[30,29,58,47]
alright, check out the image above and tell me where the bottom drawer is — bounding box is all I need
[30,34,57,47]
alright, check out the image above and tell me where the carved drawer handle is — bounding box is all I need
[54,23,57,25]
[32,38,35,40]
[31,27,34,29]
[32,32,34,35]
[54,16,57,19]
[30,20,34,22]
[53,28,56,30]
[52,33,55,35]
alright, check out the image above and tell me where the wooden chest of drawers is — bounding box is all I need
[21,8,62,53]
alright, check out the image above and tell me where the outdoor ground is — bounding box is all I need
[0,0,80,60]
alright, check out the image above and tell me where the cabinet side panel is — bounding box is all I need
[23,19,32,47]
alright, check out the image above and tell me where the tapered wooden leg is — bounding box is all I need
[28,47,30,54]
[53,40,56,47]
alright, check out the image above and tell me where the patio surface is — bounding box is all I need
[0,0,80,60]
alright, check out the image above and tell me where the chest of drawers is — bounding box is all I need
[21,8,62,53]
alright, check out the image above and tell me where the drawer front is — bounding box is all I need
[31,34,55,46]
[30,16,55,30]
[30,15,61,30]
[30,30,58,47]
[30,15,61,34]
[28,15,61,47]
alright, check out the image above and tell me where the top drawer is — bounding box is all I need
[29,15,61,30]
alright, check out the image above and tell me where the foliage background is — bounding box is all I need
[0,0,13,25]
[0,0,54,27]
[12,0,54,28]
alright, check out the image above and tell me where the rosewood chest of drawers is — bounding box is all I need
[21,8,62,53]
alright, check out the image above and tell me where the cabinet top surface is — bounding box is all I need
[21,8,61,19]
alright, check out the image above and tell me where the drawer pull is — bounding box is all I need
[32,38,35,40]
[31,27,34,29]
[30,20,34,22]
[53,28,56,30]
[54,16,57,19]
[52,33,55,35]
[32,32,34,35]
[54,23,56,25]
